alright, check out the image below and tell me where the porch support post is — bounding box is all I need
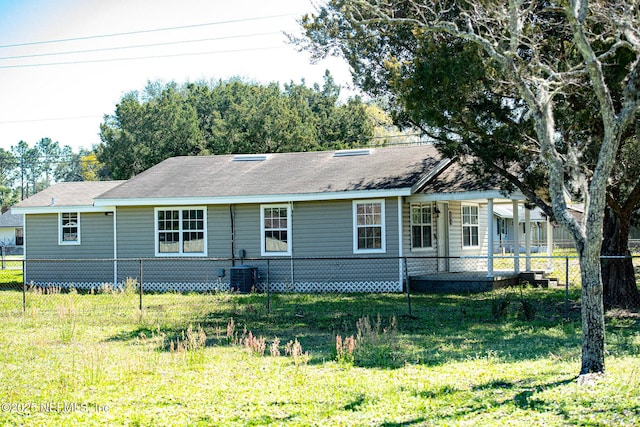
[525,206,531,271]
[512,199,520,274]
[487,198,494,278]
[398,196,404,292]
[546,215,554,271]
[113,208,118,287]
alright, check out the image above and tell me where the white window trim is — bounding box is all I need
[462,203,480,248]
[353,199,386,254]
[58,212,80,245]
[410,202,434,251]
[154,207,208,257]
[260,203,292,256]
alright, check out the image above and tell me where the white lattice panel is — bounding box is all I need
[258,281,401,293]
[26,280,402,293]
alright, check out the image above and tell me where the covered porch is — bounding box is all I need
[403,160,556,292]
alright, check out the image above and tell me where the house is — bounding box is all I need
[12,145,551,293]
[0,210,24,254]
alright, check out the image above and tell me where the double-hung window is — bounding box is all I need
[155,207,206,256]
[411,203,433,249]
[462,204,479,247]
[353,200,386,253]
[261,204,291,256]
[59,212,80,245]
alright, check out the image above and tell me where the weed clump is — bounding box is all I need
[170,324,207,366]
[335,315,400,367]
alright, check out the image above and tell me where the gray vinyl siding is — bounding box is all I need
[113,205,232,287]
[290,198,399,257]
[383,197,400,255]
[291,200,353,257]
[25,212,113,259]
[227,199,402,291]
[281,198,400,289]
[231,204,261,259]
[209,205,232,257]
[23,199,403,292]
[24,212,115,286]
[402,200,437,256]
[402,200,439,277]
[116,205,233,258]
[116,207,155,258]
[448,201,488,272]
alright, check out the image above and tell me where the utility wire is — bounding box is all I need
[0,31,282,61]
[0,116,100,125]
[0,45,288,69]
[0,14,300,49]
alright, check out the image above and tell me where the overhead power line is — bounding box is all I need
[0,31,282,61]
[0,116,100,125]
[0,45,288,69]
[0,13,300,49]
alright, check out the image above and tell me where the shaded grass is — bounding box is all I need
[0,287,638,426]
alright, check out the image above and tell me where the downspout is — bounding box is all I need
[289,201,294,290]
[230,205,236,267]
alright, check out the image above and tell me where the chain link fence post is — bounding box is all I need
[139,258,143,311]
[266,258,270,314]
[22,259,26,313]
[565,256,570,320]
[403,257,412,317]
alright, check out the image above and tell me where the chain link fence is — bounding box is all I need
[0,254,638,319]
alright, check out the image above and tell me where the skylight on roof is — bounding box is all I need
[333,149,371,157]
[233,154,268,162]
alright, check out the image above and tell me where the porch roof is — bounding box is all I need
[494,205,547,222]
[411,158,525,202]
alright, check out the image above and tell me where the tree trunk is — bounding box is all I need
[579,250,606,374]
[601,207,640,309]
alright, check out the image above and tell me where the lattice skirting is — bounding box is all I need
[24,280,402,293]
[24,280,229,293]
[257,280,401,293]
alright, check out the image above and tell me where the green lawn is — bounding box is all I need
[0,287,638,426]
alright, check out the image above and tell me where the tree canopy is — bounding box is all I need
[97,73,377,179]
[0,139,94,208]
[297,0,640,376]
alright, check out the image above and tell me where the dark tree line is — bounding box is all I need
[97,73,378,179]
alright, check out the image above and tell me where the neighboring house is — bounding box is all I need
[0,210,24,254]
[12,145,547,292]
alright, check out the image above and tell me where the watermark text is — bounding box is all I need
[1,401,109,414]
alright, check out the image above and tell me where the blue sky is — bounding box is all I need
[0,0,353,152]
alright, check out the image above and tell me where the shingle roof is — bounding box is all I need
[14,181,126,208]
[417,158,505,194]
[96,144,444,200]
[0,211,23,227]
[13,145,517,210]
